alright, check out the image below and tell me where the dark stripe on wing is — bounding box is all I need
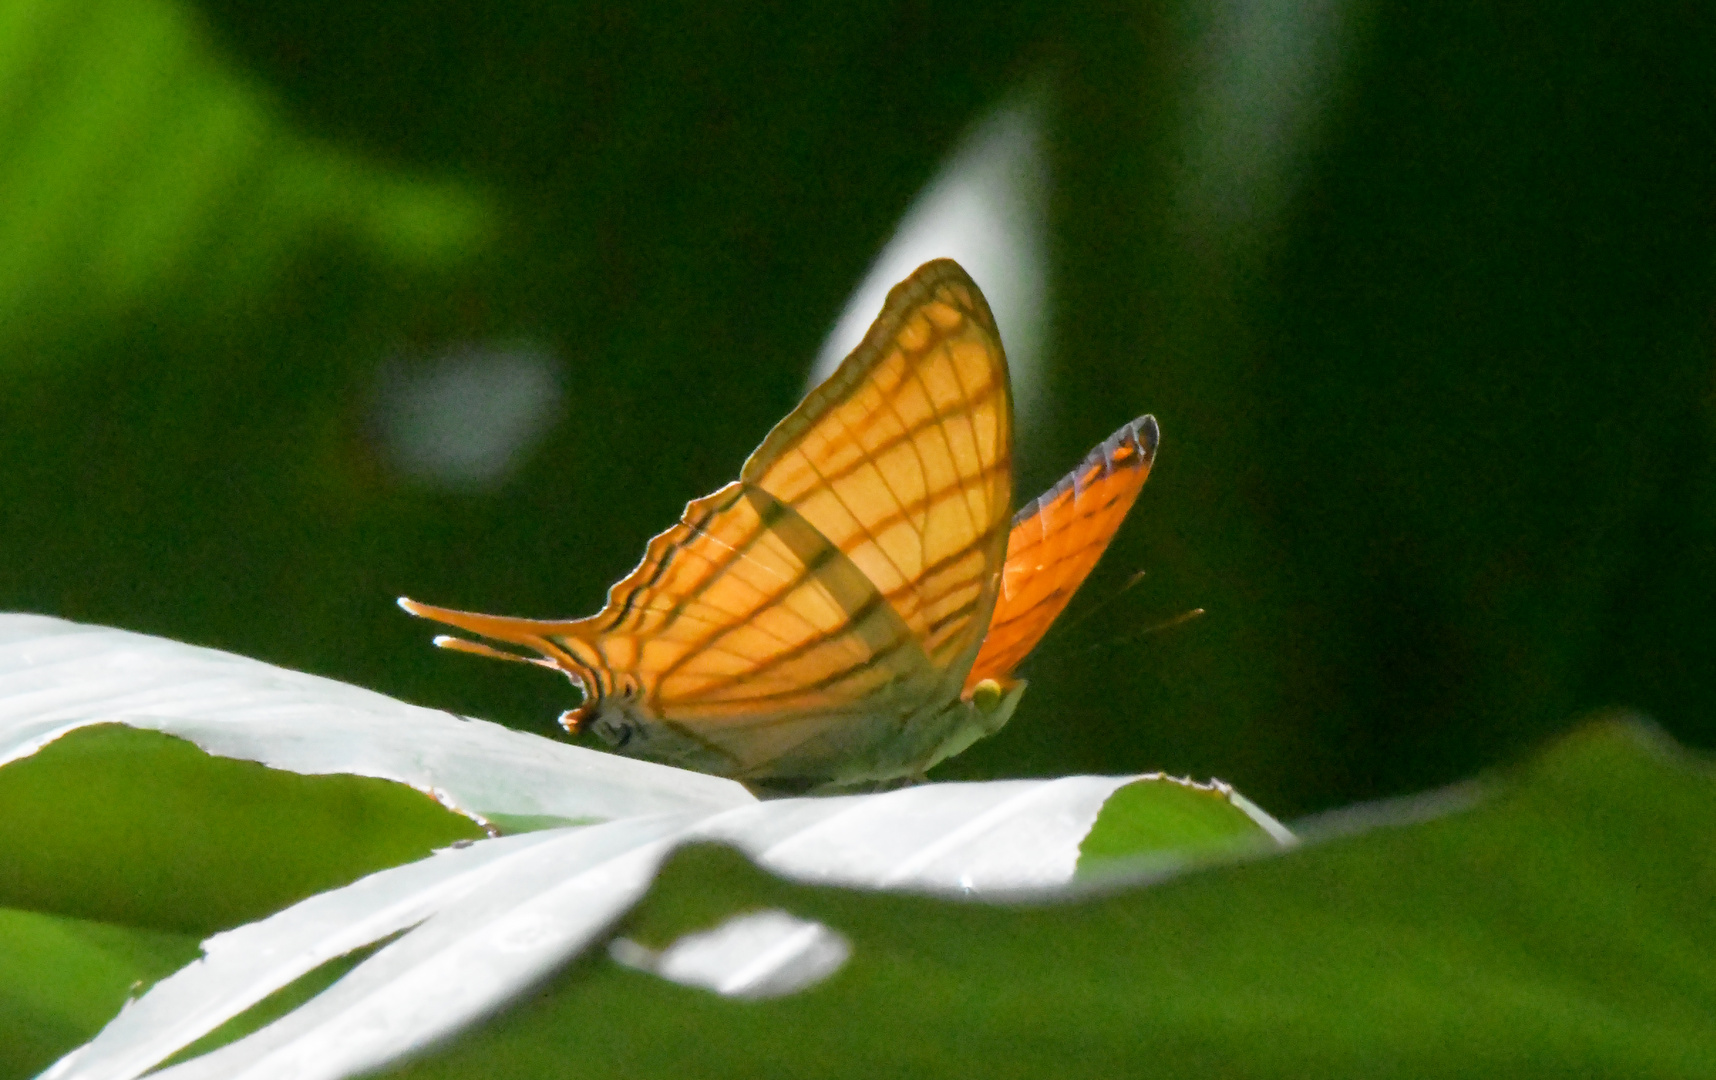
[651,484,908,685]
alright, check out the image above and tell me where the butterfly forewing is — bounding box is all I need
[963,415,1159,690]
[742,260,1014,674]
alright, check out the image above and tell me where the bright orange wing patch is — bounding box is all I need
[963,415,1159,690]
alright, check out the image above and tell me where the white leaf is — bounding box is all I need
[0,613,754,826]
[10,614,1283,1080]
[49,776,1138,1080]
[609,910,851,1000]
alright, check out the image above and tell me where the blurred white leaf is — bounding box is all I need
[609,909,851,1000]
[371,341,564,491]
[811,85,1050,436]
[1175,0,1352,246]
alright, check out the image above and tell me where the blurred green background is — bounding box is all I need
[1,0,1709,816]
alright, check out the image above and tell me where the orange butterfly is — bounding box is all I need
[401,260,1156,787]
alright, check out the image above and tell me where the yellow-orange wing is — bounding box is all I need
[743,259,1014,675]
[400,260,1015,782]
[963,415,1158,690]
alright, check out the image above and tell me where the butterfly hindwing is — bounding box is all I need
[963,415,1159,689]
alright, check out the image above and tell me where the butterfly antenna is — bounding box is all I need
[1082,607,1206,653]
[1053,568,1149,638]
[1005,569,1150,676]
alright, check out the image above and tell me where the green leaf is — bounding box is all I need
[484,813,606,834]
[153,935,398,1072]
[0,0,491,351]
[0,907,199,1080]
[379,717,1716,1079]
[0,724,483,934]
[1077,774,1287,872]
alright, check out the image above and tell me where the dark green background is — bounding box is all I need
[2,0,1710,815]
